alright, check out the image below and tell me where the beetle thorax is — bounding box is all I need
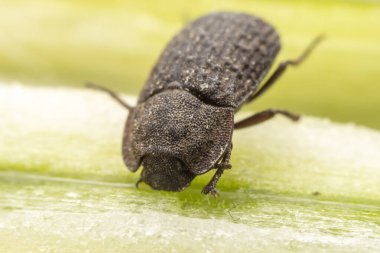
[122,89,234,191]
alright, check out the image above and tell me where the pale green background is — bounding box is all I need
[0,0,380,128]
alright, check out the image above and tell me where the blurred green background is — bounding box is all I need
[1,1,380,251]
[0,0,379,128]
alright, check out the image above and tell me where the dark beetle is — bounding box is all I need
[88,12,322,196]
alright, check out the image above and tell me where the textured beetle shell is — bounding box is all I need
[138,12,280,109]
[122,12,281,182]
[123,89,234,174]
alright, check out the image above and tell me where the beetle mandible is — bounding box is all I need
[88,12,323,196]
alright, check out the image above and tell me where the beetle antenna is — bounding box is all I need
[86,82,134,111]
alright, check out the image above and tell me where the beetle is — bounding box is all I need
[87,12,323,196]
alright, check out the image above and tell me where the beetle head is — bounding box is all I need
[139,155,195,191]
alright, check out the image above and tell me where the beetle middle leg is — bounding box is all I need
[202,144,232,196]
[234,109,300,129]
[246,35,324,103]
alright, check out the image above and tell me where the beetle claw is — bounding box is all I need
[209,189,220,197]
[201,185,219,197]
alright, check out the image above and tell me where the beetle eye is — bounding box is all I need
[140,155,195,191]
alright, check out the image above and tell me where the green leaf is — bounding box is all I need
[1,84,379,252]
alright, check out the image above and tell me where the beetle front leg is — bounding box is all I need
[202,144,232,196]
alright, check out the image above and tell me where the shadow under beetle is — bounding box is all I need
[88,12,323,196]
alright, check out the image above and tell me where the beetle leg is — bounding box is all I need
[245,35,324,104]
[135,178,143,188]
[86,82,134,111]
[234,109,300,129]
[202,144,232,196]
